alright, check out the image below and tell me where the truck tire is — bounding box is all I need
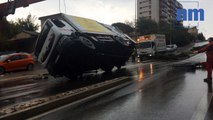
[79,36,96,50]
[116,65,122,70]
[101,65,114,73]
[113,36,129,47]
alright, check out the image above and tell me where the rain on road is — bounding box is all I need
[32,54,213,120]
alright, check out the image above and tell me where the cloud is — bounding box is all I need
[6,0,211,37]
[7,0,135,25]
[63,0,135,24]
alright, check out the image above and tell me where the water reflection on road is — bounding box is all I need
[35,54,212,120]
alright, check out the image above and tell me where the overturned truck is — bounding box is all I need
[34,13,135,79]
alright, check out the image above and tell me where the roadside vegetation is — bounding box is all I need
[112,17,206,47]
[0,14,39,50]
[112,18,207,61]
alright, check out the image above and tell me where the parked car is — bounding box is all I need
[166,44,177,52]
[0,53,35,74]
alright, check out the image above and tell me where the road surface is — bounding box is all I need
[26,53,213,120]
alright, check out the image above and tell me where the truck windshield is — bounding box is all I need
[138,42,152,49]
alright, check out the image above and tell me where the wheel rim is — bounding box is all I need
[79,36,96,50]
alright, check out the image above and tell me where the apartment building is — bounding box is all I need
[137,0,183,24]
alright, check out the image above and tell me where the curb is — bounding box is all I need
[0,77,131,120]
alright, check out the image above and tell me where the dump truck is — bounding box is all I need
[34,13,135,79]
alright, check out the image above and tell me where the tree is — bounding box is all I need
[197,33,206,41]
[172,28,194,47]
[124,20,135,28]
[0,18,19,41]
[15,14,39,32]
[136,18,197,47]
[0,14,39,41]
[112,22,134,35]
[136,17,158,36]
[0,14,39,50]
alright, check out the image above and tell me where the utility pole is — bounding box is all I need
[135,0,137,41]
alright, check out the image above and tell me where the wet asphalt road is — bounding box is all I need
[1,52,212,120]
[0,59,169,109]
[29,54,213,120]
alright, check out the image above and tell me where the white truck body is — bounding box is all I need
[137,34,166,57]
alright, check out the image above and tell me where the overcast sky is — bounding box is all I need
[4,0,213,38]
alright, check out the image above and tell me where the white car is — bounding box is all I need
[166,44,177,51]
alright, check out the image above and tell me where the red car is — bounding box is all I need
[0,53,35,74]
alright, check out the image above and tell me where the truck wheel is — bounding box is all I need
[116,65,122,70]
[0,67,5,75]
[79,36,96,50]
[113,36,129,46]
[101,65,114,73]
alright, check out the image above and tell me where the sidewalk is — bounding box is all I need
[173,42,195,55]
[0,63,48,83]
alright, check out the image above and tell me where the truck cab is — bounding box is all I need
[137,41,155,57]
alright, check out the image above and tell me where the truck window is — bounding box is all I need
[35,21,53,56]
[138,42,152,49]
[51,19,65,28]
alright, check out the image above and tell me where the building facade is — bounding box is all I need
[137,0,183,24]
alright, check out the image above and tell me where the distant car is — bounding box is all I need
[166,44,177,52]
[0,53,35,75]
